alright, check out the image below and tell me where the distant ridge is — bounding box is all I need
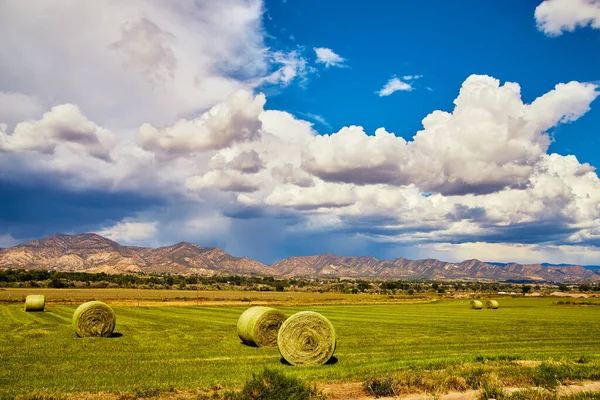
[0,233,598,283]
[489,261,600,272]
[0,233,273,276]
[271,255,600,282]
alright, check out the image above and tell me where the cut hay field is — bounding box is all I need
[0,288,431,307]
[2,297,600,398]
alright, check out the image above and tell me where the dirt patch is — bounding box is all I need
[317,380,600,400]
[514,360,543,367]
[550,292,588,298]
[18,381,600,400]
[559,381,600,395]
[66,388,216,400]
[319,382,366,399]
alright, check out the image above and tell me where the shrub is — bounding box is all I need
[478,375,506,400]
[14,395,67,400]
[197,393,223,400]
[403,374,437,392]
[564,392,600,400]
[132,387,162,398]
[533,363,573,389]
[577,355,591,364]
[475,355,520,363]
[465,366,487,389]
[226,369,323,400]
[445,376,469,392]
[363,377,397,398]
[508,388,557,400]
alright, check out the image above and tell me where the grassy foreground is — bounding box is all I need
[2,298,600,398]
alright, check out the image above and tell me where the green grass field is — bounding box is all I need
[2,297,600,398]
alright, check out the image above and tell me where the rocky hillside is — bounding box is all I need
[0,233,273,276]
[271,254,600,282]
[135,242,272,276]
[0,233,598,282]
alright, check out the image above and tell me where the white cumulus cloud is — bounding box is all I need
[420,242,600,265]
[377,77,414,96]
[137,91,266,158]
[96,220,158,245]
[314,47,346,68]
[186,170,262,193]
[307,75,599,195]
[0,0,277,128]
[535,0,600,36]
[211,150,265,174]
[0,104,114,161]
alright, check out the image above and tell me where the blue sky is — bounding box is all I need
[263,0,600,166]
[0,0,599,265]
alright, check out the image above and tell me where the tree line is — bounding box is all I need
[0,268,597,294]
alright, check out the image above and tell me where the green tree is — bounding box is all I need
[357,280,371,293]
[48,276,65,288]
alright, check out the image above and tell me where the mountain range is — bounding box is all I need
[0,233,598,283]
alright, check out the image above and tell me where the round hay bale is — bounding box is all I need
[73,301,116,337]
[277,311,336,366]
[24,295,45,312]
[470,300,483,309]
[237,306,286,347]
[486,300,499,309]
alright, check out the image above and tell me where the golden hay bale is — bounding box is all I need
[486,300,499,309]
[277,311,336,366]
[73,301,116,337]
[24,295,45,312]
[237,306,286,347]
[470,300,483,309]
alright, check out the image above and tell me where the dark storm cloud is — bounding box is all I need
[0,180,165,242]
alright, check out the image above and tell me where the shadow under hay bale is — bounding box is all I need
[280,355,338,365]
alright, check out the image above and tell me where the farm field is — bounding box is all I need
[2,297,600,399]
[0,287,435,307]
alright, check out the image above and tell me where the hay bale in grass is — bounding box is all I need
[486,300,499,309]
[470,300,483,309]
[277,311,336,366]
[73,301,116,337]
[24,295,45,312]
[237,306,286,347]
